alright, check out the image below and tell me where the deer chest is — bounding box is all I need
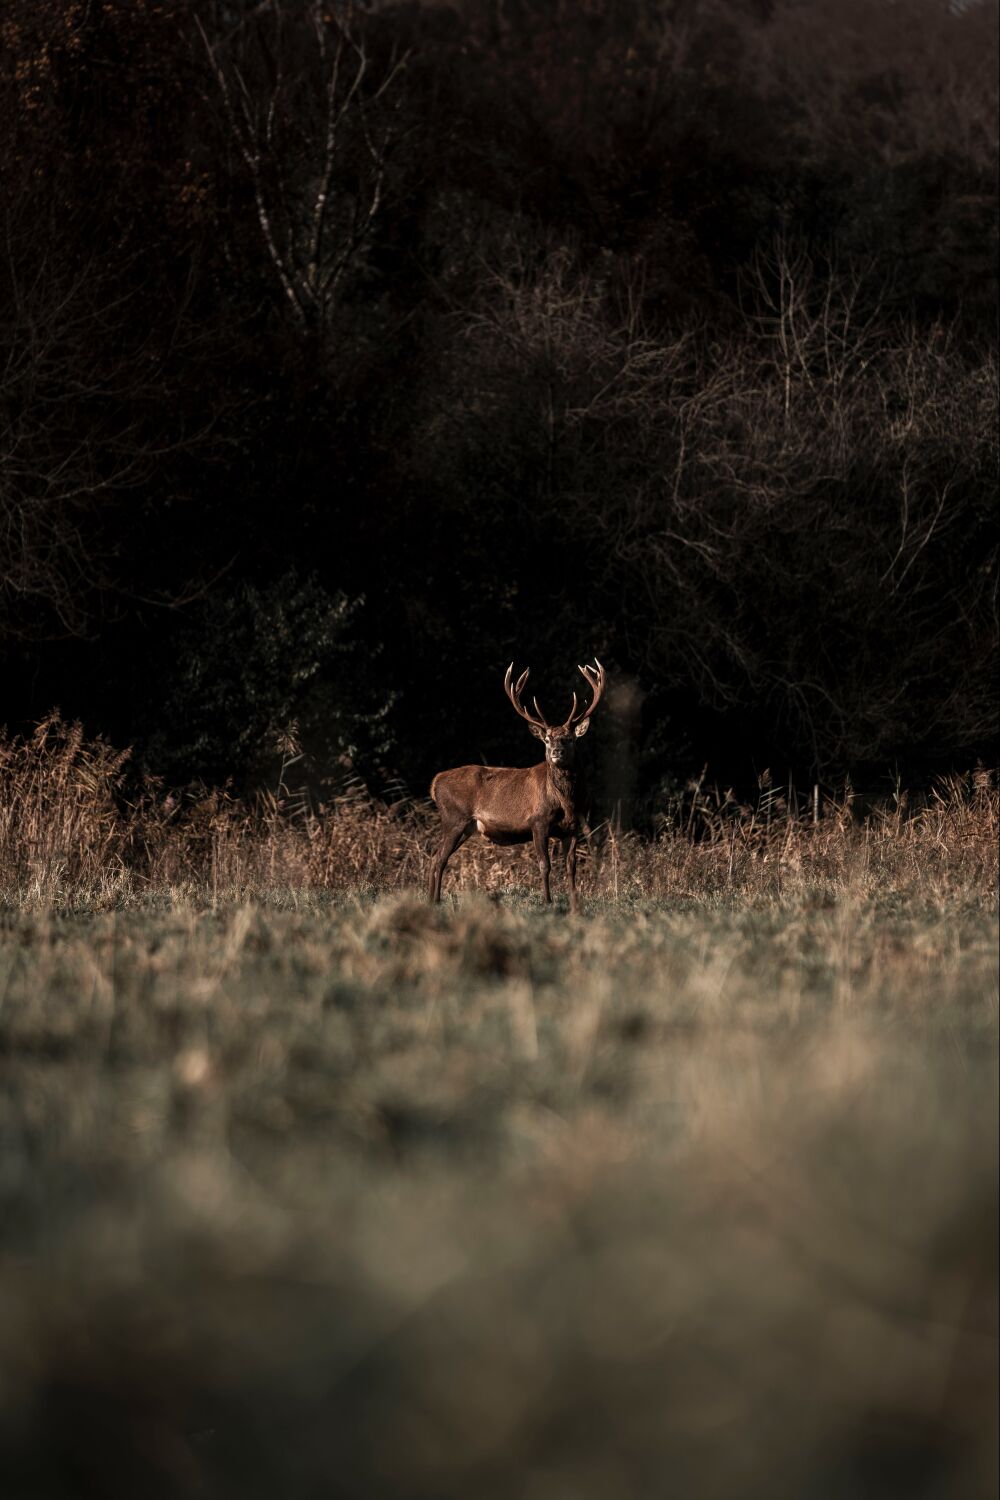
[549,791,576,834]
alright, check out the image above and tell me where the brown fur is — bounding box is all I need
[428,759,582,907]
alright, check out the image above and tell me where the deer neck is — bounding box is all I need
[546,761,576,817]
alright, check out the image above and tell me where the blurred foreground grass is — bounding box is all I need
[0,888,996,1499]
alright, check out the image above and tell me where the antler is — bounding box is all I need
[504,664,551,729]
[506,660,606,731]
[565,659,606,727]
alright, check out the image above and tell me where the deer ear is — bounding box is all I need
[574,718,590,738]
[528,723,545,739]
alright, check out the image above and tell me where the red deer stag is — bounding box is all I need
[428,660,606,911]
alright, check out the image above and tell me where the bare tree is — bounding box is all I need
[197,1,408,334]
[0,211,218,637]
[429,230,996,772]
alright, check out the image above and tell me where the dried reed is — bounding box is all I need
[1,714,996,908]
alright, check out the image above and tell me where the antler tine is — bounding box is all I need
[570,657,606,723]
[504,663,548,729]
[532,694,554,726]
[560,691,578,730]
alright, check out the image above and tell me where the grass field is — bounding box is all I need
[0,725,997,1498]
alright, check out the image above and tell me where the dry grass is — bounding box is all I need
[0,719,997,1498]
[1,714,997,909]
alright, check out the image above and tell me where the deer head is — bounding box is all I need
[504,660,606,767]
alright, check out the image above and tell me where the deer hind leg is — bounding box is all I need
[429,820,474,903]
[562,834,579,913]
[531,824,552,905]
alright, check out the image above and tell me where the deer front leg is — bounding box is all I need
[562,834,578,913]
[531,823,552,905]
[429,820,473,903]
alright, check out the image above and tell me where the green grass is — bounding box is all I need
[0,888,996,1499]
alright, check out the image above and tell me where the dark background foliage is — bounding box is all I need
[1,0,996,815]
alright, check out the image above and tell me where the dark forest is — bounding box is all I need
[2,0,997,815]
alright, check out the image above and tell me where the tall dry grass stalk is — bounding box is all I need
[1,714,996,908]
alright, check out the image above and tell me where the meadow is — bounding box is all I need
[0,721,997,1498]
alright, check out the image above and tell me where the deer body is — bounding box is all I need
[428,661,604,911]
[432,762,578,842]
